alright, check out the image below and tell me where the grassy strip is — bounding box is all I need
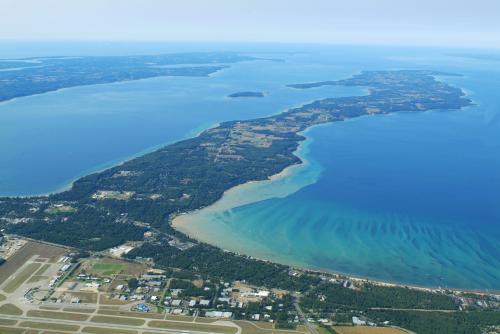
[0,319,17,325]
[27,310,89,321]
[97,309,164,319]
[39,306,61,310]
[62,307,96,313]
[34,263,51,276]
[82,326,138,334]
[149,320,238,334]
[195,317,220,323]
[27,275,48,283]
[19,320,80,331]
[0,326,24,334]
[3,262,41,293]
[0,304,23,316]
[90,315,145,326]
[165,314,197,321]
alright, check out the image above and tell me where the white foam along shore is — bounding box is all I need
[172,126,323,233]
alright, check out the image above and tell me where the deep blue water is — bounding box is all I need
[1,43,499,289]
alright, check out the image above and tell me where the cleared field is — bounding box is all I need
[98,294,133,305]
[90,315,145,326]
[0,241,67,284]
[0,318,17,325]
[19,320,80,332]
[0,304,23,316]
[333,326,408,334]
[3,262,41,293]
[149,320,238,334]
[27,310,89,321]
[0,326,24,334]
[98,309,164,319]
[82,326,138,334]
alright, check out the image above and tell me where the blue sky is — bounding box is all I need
[1,0,499,48]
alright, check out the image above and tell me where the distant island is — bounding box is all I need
[287,81,338,89]
[0,53,256,102]
[228,91,265,98]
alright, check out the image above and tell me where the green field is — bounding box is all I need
[19,320,80,331]
[149,320,238,334]
[3,262,41,293]
[0,304,23,316]
[91,263,124,275]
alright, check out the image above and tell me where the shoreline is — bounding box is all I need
[3,68,495,293]
[172,121,499,294]
[171,126,321,229]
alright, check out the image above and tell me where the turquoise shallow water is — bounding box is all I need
[174,48,500,290]
[1,44,499,289]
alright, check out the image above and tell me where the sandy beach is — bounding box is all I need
[171,129,322,233]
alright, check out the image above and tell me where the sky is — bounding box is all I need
[1,0,499,48]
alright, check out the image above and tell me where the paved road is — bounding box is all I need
[292,295,319,334]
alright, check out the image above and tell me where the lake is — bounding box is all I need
[2,43,499,289]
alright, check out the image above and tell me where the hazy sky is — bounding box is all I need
[1,0,499,48]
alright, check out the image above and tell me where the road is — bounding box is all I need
[292,295,319,334]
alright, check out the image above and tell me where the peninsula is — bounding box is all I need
[2,70,496,334]
[0,53,255,102]
[1,69,471,254]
